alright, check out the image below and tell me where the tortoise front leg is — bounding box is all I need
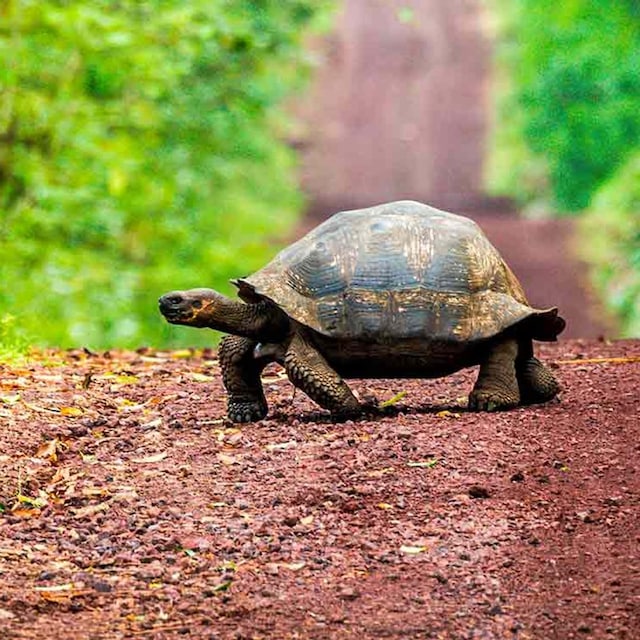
[284,334,361,416]
[469,338,520,411]
[218,335,271,423]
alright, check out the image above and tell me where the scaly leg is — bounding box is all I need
[516,339,560,404]
[469,338,520,411]
[284,334,360,416]
[218,335,271,423]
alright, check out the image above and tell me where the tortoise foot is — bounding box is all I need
[468,389,520,412]
[518,357,560,405]
[227,399,268,423]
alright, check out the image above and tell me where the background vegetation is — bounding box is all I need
[0,0,333,350]
[488,0,640,335]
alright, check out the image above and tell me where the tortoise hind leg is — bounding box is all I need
[284,334,361,416]
[218,336,271,423]
[469,338,520,411]
[516,340,560,404]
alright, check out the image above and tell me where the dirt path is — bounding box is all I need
[297,0,492,215]
[1,341,638,639]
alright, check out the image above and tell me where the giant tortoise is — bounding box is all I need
[159,201,565,422]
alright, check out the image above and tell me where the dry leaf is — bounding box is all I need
[436,410,460,419]
[115,374,138,385]
[131,451,168,464]
[377,502,394,510]
[217,453,239,466]
[300,515,314,525]
[35,439,64,463]
[60,406,84,417]
[379,391,407,408]
[407,459,438,468]
[191,372,214,382]
[266,440,298,451]
[34,583,76,593]
[72,502,110,519]
[366,467,395,478]
[170,349,196,359]
[9,508,40,519]
[281,562,306,571]
[400,545,427,554]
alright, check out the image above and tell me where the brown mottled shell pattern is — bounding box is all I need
[238,201,557,343]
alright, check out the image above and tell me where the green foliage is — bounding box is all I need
[0,314,29,360]
[0,0,333,348]
[487,0,640,212]
[580,154,640,336]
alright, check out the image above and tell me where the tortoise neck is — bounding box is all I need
[206,297,289,341]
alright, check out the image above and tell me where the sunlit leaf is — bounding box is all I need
[60,406,84,417]
[131,451,168,464]
[379,391,407,408]
[407,459,438,469]
[400,545,427,554]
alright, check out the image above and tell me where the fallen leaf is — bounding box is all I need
[436,410,460,419]
[72,502,110,519]
[9,508,41,519]
[0,394,20,405]
[400,545,427,554]
[377,502,394,510]
[191,372,214,382]
[140,418,162,430]
[407,459,438,469]
[60,406,84,417]
[281,562,306,571]
[366,467,395,478]
[170,349,197,359]
[217,453,240,466]
[211,580,233,592]
[114,374,138,385]
[379,391,407,408]
[34,583,75,593]
[131,452,168,464]
[35,439,65,462]
[300,515,314,525]
[266,440,298,451]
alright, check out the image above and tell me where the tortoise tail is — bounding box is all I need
[530,307,566,342]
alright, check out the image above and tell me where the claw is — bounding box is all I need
[228,400,268,423]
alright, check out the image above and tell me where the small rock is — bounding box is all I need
[92,580,112,593]
[576,511,594,523]
[338,586,360,601]
[282,516,299,527]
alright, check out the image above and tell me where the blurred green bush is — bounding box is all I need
[0,0,333,349]
[488,0,640,335]
[487,0,640,212]
[580,155,640,336]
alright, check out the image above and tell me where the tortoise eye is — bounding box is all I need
[192,300,203,309]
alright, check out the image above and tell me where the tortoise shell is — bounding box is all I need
[235,201,561,343]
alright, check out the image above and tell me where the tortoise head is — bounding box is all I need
[159,288,229,328]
